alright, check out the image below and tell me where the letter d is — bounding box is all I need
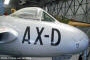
[51,28,61,46]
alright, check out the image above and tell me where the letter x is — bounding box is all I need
[34,27,44,45]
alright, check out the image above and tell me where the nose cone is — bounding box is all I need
[67,24,89,52]
[60,23,89,54]
[68,33,89,54]
[64,24,89,54]
[70,28,89,54]
[74,33,89,53]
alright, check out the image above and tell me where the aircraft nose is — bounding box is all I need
[76,37,88,51]
[73,33,89,53]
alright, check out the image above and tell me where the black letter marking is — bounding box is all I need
[22,26,30,44]
[34,27,44,45]
[51,28,61,46]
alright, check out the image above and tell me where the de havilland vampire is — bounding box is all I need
[0,7,89,57]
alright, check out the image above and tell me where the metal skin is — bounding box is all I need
[0,7,89,57]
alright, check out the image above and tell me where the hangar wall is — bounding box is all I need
[0,0,4,15]
[45,0,90,39]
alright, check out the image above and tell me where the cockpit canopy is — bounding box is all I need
[11,7,55,22]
